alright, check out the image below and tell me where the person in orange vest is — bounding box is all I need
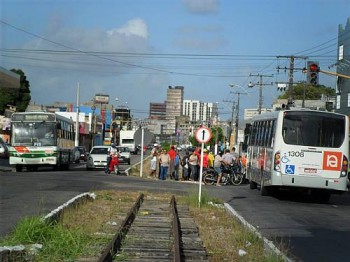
[241,154,247,169]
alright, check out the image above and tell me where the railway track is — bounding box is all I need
[98,193,209,261]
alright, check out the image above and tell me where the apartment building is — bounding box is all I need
[164,86,184,135]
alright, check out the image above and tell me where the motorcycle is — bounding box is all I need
[203,164,243,186]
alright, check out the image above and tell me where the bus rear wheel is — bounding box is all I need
[260,176,269,196]
[15,165,23,172]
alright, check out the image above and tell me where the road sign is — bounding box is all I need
[195,126,212,144]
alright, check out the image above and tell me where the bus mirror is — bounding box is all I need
[57,123,61,129]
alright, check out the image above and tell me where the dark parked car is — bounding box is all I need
[74,146,87,163]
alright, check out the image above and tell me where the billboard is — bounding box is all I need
[94,94,109,104]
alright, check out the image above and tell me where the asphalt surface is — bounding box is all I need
[0,158,12,172]
[2,157,350,262]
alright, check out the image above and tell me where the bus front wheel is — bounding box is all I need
[15,165,23,172]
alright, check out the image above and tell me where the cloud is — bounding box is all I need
[8,18,161,117]
[20,18,152,74]
[107,18,149,39]
[182,0,219,14]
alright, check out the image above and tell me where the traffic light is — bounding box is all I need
[307,61,320,85]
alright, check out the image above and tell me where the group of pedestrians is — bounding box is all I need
[149,144,245,184]
[149,144,181,180]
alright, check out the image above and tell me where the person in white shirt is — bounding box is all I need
[222,149,233,165]
[105,144,118,174]
[214,151,225,186]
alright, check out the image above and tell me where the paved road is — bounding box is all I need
[2,160,350,262]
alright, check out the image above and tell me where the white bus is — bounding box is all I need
[244,109,349,202]
[9,112,75,172]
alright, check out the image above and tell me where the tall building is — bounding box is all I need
[183,100,216,125]
[164,86,184,135]
[149,102,166,120]
[336,18,350,115]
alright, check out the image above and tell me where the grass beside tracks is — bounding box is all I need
[0,189,287,261]
[0,157,287,261]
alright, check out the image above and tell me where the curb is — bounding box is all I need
[0,192,96,260]
[224,203,292,261]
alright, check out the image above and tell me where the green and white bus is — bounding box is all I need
[244,109,349,202]
[9,112,75,172]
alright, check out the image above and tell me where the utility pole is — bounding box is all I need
[277,55,308,107]
[75,83,80,147]
[223,99,235,150]
[229,90,247,147]
[249,74,273,114]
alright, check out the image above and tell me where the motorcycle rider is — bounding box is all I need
[105,143,118,174]
[222,149,234,165]
[109,151,120,174]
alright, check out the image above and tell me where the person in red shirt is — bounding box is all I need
[109,151,120,174]
[168,145,176,179]
[202,149,209,169]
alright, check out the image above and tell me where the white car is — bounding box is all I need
[115,146,131,165]
[86,146,109,170]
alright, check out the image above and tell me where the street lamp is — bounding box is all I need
[248,74,273,114]
[247,81,262,114]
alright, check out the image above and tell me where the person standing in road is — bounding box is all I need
[188,150,199,181]
[214,151,224,186]
[151,143,161,178]
[105,144,117,174]
[168,145,176,179]
[194,147,201,181]
[208,150,215,168]
[149,144,159,178]
[181,151,190,181]
[200,149,209,170]
[174,150,180,181]
[158,148,170,180]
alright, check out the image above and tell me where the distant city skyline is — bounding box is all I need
[1,1,349,120]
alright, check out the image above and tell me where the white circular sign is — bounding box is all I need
[195,126,212,143]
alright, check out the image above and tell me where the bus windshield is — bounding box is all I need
[282,111,345,148]
[12,122,57,146]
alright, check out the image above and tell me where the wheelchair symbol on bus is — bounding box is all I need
[285,165,295,175]
[281,153,289,163]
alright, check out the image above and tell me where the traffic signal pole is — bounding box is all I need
[319,70,350,80]
[277,55,308,107]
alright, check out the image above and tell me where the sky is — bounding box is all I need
[1,0,350,120]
